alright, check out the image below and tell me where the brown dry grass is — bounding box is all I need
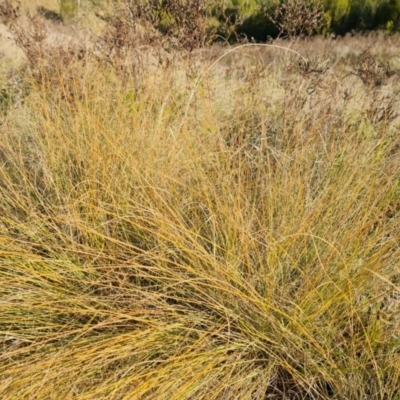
[0,4,400,399]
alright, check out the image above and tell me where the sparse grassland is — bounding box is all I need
[1,3,400,399]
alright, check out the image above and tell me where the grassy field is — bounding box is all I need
[1,2,400,399]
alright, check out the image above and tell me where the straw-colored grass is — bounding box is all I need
[0,39,400,399]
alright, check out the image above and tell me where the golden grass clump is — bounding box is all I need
[0,32,400,399]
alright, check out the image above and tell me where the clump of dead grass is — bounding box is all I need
[0,5,400,399]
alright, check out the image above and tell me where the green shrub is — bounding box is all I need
[323,0,400,34]
[60,0,79,21]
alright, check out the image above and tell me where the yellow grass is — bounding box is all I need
[0,30,400,398]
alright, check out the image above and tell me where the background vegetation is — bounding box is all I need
[94,0,400,42]
[0,1,400,399]
[9,0,400,41]
[216,0,400,39]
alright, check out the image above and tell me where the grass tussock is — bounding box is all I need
[1,11,400,398]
